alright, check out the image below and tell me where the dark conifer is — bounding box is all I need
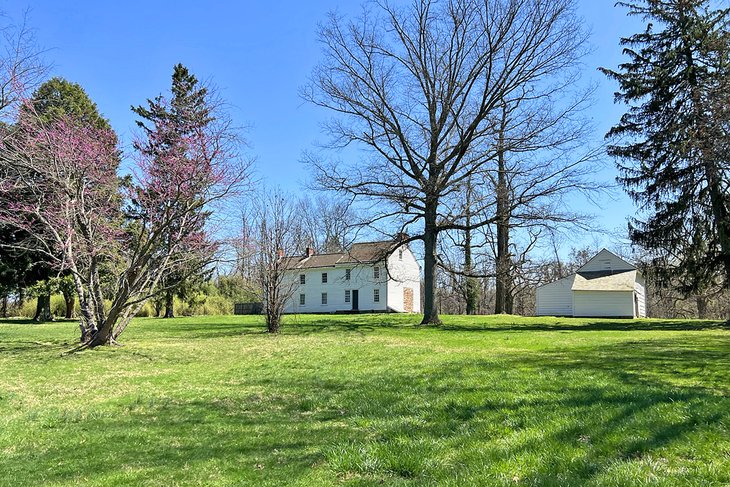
[601,0,730,294]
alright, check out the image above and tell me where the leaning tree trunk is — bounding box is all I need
[33,294,53,322]
[421,199,441,325]
[163,289,175,318]
[1,294,7,318]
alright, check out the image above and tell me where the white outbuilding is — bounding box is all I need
[536,249,647,318]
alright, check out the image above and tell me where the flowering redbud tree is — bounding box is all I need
[0,97,249,348]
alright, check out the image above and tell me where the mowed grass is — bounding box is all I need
[0,314,728,486]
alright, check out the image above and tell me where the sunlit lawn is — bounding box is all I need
[0,314,728,486]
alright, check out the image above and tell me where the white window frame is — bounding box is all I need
[321,272,328,283]
[299,294,305,306]
[345,269,351,281]
[374,288,380,303]
[345,290,351,303]
[374,266,380,279]
[321,292,328,305]
[299,274,305,284]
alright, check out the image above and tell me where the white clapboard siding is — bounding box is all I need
[283,243,421,314]
[386,246,421,313]
[577,249,635,273]
[535,275,575,316]
[634,273,647,318]
[572,290,635,317]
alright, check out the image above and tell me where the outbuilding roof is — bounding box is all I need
[571,269,637,291]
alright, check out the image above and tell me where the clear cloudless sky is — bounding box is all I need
[4,0,647,251]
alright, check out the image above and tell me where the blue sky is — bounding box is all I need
[5,0,646,250]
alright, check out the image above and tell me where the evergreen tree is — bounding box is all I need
[601,0,730,295]
[132,64,214,318]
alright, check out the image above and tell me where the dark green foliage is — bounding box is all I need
[601,0,730,295]
[22,77,113,132]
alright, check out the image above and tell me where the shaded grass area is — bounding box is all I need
[0,314,728,486]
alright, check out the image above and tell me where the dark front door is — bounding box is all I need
[352,290,359,311]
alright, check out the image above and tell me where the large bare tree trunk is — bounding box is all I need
[464,177,479,315]
[464,226,479,315]
[1,295,7,318]
[494,119,512,315]
[696,295,708,320]
[421,200,441,325]
[163,290,174,318]
[33,294,53,322]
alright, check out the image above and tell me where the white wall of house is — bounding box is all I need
[572,290,635,317]
[535,275,575,316]
[385,245,421,313]
[282,244,421,314]
[634,273,647,318]
[284,263,388,314]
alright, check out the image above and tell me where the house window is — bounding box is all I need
[299,274,305,284]
[321,292,328,305]
[374,288,380,303]
[399,249,403,260]
[345,290,351,303]
[299,294,305,306]
[345,269,351,281]
[322,272,328,283]
[374,266,380,279]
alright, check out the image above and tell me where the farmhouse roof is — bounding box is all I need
[571,269,637,291]
[281,239,400,270]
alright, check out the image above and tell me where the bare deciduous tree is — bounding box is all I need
[0,11,47,119]
[292,194,356,254]
[305,0,590,324]
[254,189,299,333]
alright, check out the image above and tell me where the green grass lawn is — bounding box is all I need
[0,314,728,486]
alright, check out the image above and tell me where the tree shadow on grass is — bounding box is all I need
[0,396,335,486]
[438,318,727,333]
[314,335,730,484]
[1,332,728,485]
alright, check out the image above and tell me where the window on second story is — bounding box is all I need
[373,288,380,302]
[374,266,380,279]
[299,274,305,284]
[398,249,403,260]
[345,290,351,303]
[345,269,351,280]
[322,272,328,283]
[299,294,305,306]
[321,292,328,305]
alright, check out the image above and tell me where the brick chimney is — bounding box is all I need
[305,247,315,257]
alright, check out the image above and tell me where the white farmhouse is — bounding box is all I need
[536,249,647,318]
[282,239,421,314]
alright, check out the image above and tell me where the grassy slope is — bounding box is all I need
[0,314,728,486]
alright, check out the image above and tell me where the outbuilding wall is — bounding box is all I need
[535,275,575,316]
[572,290,635,318]
[634,273,647,318]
